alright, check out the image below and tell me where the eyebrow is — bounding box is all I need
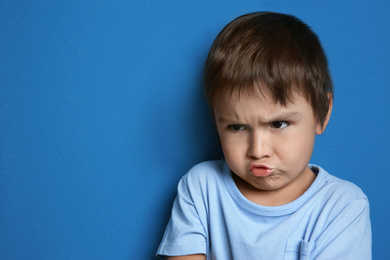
[267,112,300,122]
[217,112,300,124]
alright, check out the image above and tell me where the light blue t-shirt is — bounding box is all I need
[157,160,371,259]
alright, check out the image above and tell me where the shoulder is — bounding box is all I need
[181,159,225,185]
[306,167,372,260]
[175,160,227,213]
[313,165,369,210]
[324,171,367,200]
[188,159,225,174]
[176,159,226,198]
[304,166,371,238]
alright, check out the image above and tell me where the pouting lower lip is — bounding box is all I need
[250,167,274,177]
[249,164,274,177]
[249,163,272,171]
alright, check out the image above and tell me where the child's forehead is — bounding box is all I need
[212,90,317,125]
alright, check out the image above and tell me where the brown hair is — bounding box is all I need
[204,12,333,127]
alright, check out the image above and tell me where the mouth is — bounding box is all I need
[249,164,274,177]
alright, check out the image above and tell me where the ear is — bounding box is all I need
[316,92,333,135]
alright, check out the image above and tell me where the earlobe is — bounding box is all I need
[316,93,333,135]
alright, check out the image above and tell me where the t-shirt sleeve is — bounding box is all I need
[311,198,372,260]
[156,174,208,258]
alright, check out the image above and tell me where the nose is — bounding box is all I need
[247,131,272,159]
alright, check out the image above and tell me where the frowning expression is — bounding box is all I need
[213,89,331,206]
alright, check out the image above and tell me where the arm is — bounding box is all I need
[167,254,206,260]
[156,173,208,258]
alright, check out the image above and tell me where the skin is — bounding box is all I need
[213,89,332,206]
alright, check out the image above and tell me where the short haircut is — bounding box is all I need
[204,12,333,127]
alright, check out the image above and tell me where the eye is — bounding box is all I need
[271,121,289,129]
[229,124,246,132]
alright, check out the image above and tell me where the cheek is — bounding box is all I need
[280,133,315,161]
[221,139,239,158]
[220,136,246,162]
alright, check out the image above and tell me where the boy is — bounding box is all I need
[157,12,371,259]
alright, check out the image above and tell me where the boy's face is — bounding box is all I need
[213,89,331,206]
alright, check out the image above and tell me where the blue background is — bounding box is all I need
[1,1,389,259]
